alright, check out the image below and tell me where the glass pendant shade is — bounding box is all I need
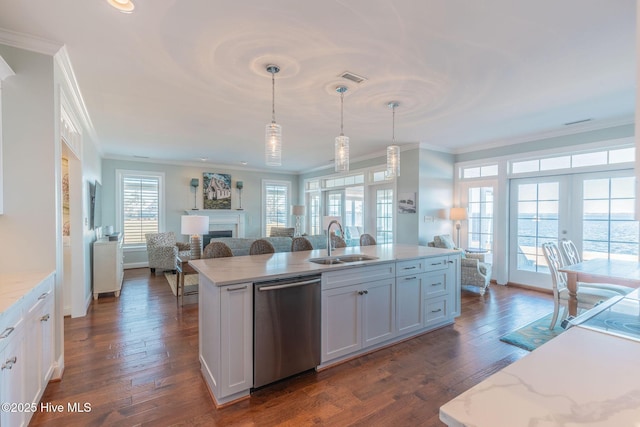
[335,135,350,172]
[265,64,282,166]
[386,145,400,178]
[334,86,349,173]
[265,122,282,166]
[385,101,400,178]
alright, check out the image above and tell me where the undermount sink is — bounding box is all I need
[336,254,378,262]
[308,254,378,265]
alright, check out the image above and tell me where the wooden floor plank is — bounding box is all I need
[29,268,554,426]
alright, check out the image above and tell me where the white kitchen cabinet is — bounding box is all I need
[322,283,362,361]
[198,276,253,406]
[0,307,27,427]
[396,274,423,334]
[322,263,397,362]
[362,278,396,347]
[93,236,124,299]
[25,280,55,406]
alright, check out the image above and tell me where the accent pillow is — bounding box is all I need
[434,234,456,249]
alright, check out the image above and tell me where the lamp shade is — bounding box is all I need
[449,207,468,221]
[181,215,209,235]
[292,205,306,216]
[322,216,341,229]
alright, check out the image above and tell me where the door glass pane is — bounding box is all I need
[327,191,342,217]
[515,182,559,272]
[582,177,638,261]
[467,186,493,252]
[376,189,393,244]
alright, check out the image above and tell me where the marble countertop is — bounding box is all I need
[189,244,454,286]
[439,326,640,426]
[0,271,55,315]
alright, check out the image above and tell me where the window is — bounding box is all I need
[510,146,635,175]
[467,186,494,252]
[461,164,498,179]
[263,180,290,236]
[116,170,164,247]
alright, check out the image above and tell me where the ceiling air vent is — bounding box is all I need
[564,118,592,126]
[339,71,367,84]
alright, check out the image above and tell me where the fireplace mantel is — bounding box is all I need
[185,210,245,238]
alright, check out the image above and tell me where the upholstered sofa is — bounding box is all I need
[202,235,329,257]
[428,234,492,295]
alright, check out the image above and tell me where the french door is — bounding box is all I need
[367,183,394,244]
[509,170,637,289]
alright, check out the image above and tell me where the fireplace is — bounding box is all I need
[202,230,233,249]
[185,210,245,238]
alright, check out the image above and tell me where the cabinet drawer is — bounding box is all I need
[424,256,448,272]
[423,271,447,297]
[396,259,425,276]
[322,262,395,290]
[424,295,448,327]
[23,274,54,313]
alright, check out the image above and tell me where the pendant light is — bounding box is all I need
[335,86,350,172]
[386,102,400,178]
[265,64,282,166]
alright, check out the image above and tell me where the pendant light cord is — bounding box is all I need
[340,91,344,136]
[271,71,276,124]
[392,104,396,143]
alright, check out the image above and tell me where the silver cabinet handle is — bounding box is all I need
[431,282,442,286]
[2,356,17,370]
[431,308,442,313]
[226,286,248,292]
[404,276,417,281]
[357,290,369,295]
[448,260,454,264]
[403,266,416,270]
[38,292,50,300]
[0,327,14,339]
[258,279,320,291]
[40,314,51,322]
[431,262,443,266]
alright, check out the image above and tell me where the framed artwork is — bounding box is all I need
[203,172,231,209]
[398,192,416,214]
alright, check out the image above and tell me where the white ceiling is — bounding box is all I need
[0,0,635,173]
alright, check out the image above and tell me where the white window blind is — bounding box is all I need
[121,174,162,245]
[263,181,290,236]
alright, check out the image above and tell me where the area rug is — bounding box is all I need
[164,272,199,303]
[500,313,565,351]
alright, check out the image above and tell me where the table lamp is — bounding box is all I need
[292,205,305,237]
[449,207,468,248]
[181,215,209,259]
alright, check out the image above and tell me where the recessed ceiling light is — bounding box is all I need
[107,0,135,13]
[200,157,208,162]
[240,161,248,166]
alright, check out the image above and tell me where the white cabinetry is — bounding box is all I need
[321,263,396,363]
[0,305,26,427]
[396,258,426,335]
[0,273,55,427]
[199,276,253,406]
[93,236,124,299]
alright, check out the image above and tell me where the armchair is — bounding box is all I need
[429,234,492,295]
[145,232,191,273]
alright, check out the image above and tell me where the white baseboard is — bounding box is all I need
[125,262,148,269]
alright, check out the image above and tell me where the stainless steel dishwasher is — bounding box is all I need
[253,274,321,389]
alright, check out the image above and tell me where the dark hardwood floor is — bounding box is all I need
[30,268,554,426]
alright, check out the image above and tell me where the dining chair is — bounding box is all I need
[250,239,276,255]
[203,241,234,259]
[331,234,347,249]
[542,242,620,329]
[291,237,313,252]
[359,233,377,246]
[560,239,633,296]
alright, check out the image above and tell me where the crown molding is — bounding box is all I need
[55,46,100,150]
[453,117,634,155]
[0,27,62,55]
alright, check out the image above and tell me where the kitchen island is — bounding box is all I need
[190,244,461,407]
[440,288,640,426]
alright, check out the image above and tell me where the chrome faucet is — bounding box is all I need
[326,219,344,257]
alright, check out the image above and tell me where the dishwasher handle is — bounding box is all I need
[257,278,321,291]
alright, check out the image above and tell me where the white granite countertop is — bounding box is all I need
[439,326,640,426]
[189,243,454,286]
[0,271,55,314]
